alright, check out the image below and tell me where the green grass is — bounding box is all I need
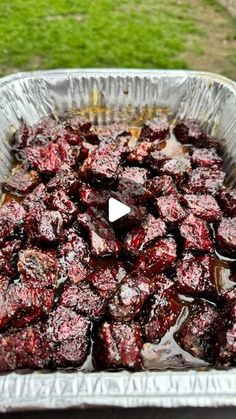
[0,0,235,77]
[0,0,200,73]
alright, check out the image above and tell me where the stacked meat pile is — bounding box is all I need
[0,115,235,371]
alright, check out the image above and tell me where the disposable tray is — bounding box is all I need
[0,69,236,411]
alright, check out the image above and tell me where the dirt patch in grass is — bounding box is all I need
[118,0,236,79]
[180,0,236,79]
[46,14,86,22]
[0,65,20,76]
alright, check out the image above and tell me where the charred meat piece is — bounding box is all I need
[22,183,46,211]
[13,119,35,150]
[179,214,213,252]
[113,205,148,232]
[80,139,128,184]
[0,323,50,371]
[216,218,236,258]
[182,194,222,222]
[127,141,153,165]
[112,191,148,231]
[139,118,169,142]
[21,140,72,176]
[133,237,177,277]
[0,239,22,278]
[123,214,166,257]
[3,165,40,196]
[147,175,177,196]
[160,158,191,185]
[85,267,120,300]
[191,148,222,168]
[108,274,155,322]
[175,300,219,360]
[218,187,236,218]
[77,208,119,257]
[173,119,202,144]
[12,287,54,330]
[146,149,170,170]
[18,249,57,289]
[29,117,64,139]
[13,117,76,151]
[221,287,236,304]
[48,306,91,367]
[77,134,97,148]
[173,119,220,149]
[119,166,148,184]
[64,115,92,133]
[141,288,183,343]
[33,117,66,140]
[79,184,109,209]
[93,321,143,370]
[176,253,218,298]
[44,189,77,223]
[25,207,64,245]
[0,284,54,330]
[58,228,90,284]
[0,276,10,293]
[77,141,97,162]
[183,167,225,195]
[117,166,150,204]
[59,125,84,146]
[13,118,58,151]
[60,281,106,320]
[47,166,81,197]
[156,194,188,225]
[213,302,236,366]
[62,130,82,146]
[0,200,25,243]
[89,123,129,143]
[150,273,175,290]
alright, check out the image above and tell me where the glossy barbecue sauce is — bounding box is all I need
[0,112,235,372]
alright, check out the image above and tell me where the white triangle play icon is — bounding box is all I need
[108,197,131,222]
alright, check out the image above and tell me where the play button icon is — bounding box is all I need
[108,197,131,222]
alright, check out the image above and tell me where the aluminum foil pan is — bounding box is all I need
[0,69,236,411]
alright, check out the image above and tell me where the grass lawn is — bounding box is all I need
[0,0,235,78]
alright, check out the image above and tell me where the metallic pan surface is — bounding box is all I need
[0,69,236,411]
